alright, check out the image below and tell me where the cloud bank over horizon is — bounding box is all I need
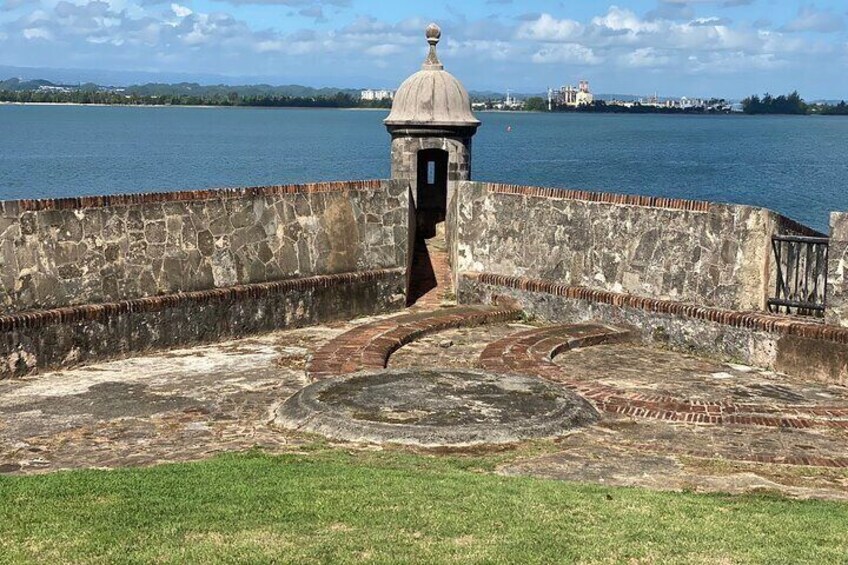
[0,0,845,98]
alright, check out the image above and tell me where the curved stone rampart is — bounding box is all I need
[0,179,408,315]
[0,268,406,379]
[452,181,823,313]
[0,179,413,378]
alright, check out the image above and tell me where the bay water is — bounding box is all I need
[1,104,845,231]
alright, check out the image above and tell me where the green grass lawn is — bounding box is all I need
[1,449,847,564]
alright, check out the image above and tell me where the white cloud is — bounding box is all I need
[170,3,191,19]
[364,43,401,57]
[443,38,514,61]
[513,7,833,72]
[592,6,660,34]
[516,13,582,42]
[686,51,786,73]
[620,47,672,68]
[532,43,602,65]
[782,5,845,34]
[22,26,51,39]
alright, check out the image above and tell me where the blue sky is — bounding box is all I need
[0,0,846,98]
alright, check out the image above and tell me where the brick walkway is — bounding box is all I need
[480,325,848,433]
[407,230,453,309]
[306,305,522,380]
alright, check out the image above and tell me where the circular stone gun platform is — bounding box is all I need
[275,368,599,447]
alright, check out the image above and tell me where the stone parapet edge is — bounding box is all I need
[481,182,824,236]
[462,272,847,344]
[0,179,386,213]
[0,269,404,332]
[482,182,711,212]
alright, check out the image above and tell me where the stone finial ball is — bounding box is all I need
[426,23,441,44]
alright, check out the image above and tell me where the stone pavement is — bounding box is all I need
[276,368,599,446]
[2,308,848,501]
[481,325,848,432]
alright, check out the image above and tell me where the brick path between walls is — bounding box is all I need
[407,228,454,309]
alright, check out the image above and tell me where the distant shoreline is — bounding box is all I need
[0,101,221,109]
[0,101,398,112]
[3,101,844,118]
[0,102,735,117]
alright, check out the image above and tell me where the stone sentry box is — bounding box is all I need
[384,23,480,281]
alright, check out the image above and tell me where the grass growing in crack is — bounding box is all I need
[2,448,848,564]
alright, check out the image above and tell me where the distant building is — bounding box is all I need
[548,80,593,109]
[37,85,73,94]
[361,89,395,102]
[470,90,525,112]
[491,91,525,111]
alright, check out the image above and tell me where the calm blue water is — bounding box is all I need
[1,105,846,231]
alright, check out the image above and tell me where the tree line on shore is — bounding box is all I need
[2,78,845,116]
[0,88,393,108]
[742,91,848,115]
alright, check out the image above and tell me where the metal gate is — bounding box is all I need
[767,234,829,318]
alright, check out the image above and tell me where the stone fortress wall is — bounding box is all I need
[2,23,847,383]
[0,180,409,377]
[1,175,848,382]
[449,182,847,384]
[0,180,408,314]
[452,181,822,312]
[826,212,848,328]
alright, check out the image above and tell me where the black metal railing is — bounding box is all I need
[768,234,829,318]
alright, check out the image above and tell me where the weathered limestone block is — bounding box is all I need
[826,212,848,327]
[455,182,780,311]
[0,180,410,315]
[0,269,407,379]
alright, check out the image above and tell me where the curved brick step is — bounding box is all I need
[479,324,632,375]
[307,306,522,380]
[479,325,848,431]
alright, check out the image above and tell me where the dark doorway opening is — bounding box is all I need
[415,149,448,239]
[407,149,451,306]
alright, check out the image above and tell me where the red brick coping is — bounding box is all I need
[484,183,712,212]
[0,180,384,213]
[464,272,848,344]
[479,325,848,432]
[307,305,522,380]
[0,268,403,332]
[482,183,823,237]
